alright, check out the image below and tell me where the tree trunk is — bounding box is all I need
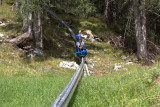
[0,0,2,5]
[104,0,113,23]
[4,12,33,47]
[15,0,19,10]
[115,0,119,25]
[28,12,33,36]
[33,13,43,49]
[134,0,148,61]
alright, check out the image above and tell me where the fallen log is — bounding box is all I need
[4,32,33,48]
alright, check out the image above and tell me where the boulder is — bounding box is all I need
[113,63,123,71]
[113,65,122,71]
[0,33,4,37]
[26,48,43,58]
[59,61,79,70]
[126,62,133,65]
[120,55,128,60]
[79,30,101,42]
[0,23,5,26]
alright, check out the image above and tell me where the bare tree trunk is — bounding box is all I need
[33,13,43,49]
[115,0,119,25]
[28,12,33,36]
[4,12,33,46]
[134,0,148,61]
[154,23,157,44]
[0,0,2,6]
[104,0,113,23]
[15,0,18,10]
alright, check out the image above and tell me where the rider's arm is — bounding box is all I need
[77,42,80,49]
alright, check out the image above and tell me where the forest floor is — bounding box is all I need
[0,3,160,107]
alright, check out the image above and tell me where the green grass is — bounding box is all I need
[0,2,15,19]
[0,2,22,39]
[0,44,76,107]
[69,68,160,107]
[0,73,73,107]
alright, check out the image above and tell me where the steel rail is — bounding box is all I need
[51,57,85,107]
[42,6,85,107]
[42,6,75,39]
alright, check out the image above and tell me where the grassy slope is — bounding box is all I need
[0,3,160,107]
[0,44,75,107]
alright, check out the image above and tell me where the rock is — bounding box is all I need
[86,59,94,68]
[59,61,79,70]
[88,63,94,68]
[0,33,4,37]
[26,48,43,58]
[0,23,5,26]
[64,32,70,37]
[113,63,123,71]
[151,59,156,64]
[121,55,127,60]
[61,53,68,58]
[79,30,101,42]
[58,44,62,48]
[126,59,132,62]
[23,46,31,50]
[89,70,95,74]
[33,48,43,56]
[104,49,107,52]
[95,37,102,42]
[81,34,88,39]
[113,64,122,71]
[148,67,157,71]
[126,62,133,65]
[0,18,6,23]
[133,58,138,62]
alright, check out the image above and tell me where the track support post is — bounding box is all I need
[83,64,90,77]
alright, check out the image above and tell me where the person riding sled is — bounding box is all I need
[76,37,84,52]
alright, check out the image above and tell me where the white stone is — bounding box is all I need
[121,55,127,60]
[80,30,95,42]
[64,32,69,36]
[126,62,133,65]
[0,33,4,37]
[85,30,92,36]
[104,49,107,52]
[113,65,122,71]
[88,63,94,68]
[61,53,68,58]
[133,58,138,62]
[58,44,62,48]
[0,23,5,26]
[59,61,79,70]
[151,60,156,64]
[81,34,88,39]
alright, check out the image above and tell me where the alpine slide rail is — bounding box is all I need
[43,7,89,107]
